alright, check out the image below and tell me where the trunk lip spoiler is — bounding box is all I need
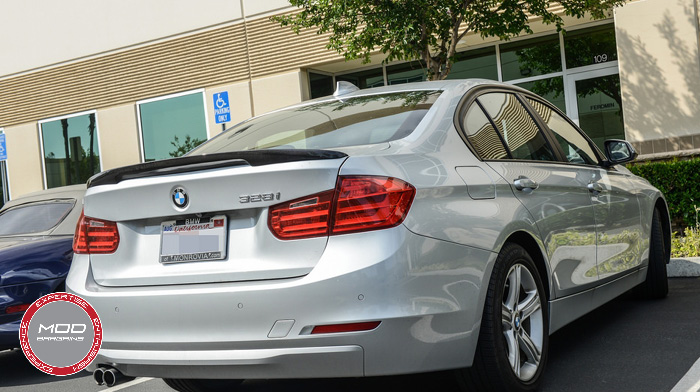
[87,149,348,188]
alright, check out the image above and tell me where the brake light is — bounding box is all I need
[73,210,120,254]
[268,176,415,240]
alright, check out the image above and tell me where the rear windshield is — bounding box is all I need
[192,91,442,154]
[0,201,74,235]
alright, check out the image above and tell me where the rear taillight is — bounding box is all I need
[268,176,415,240]
[73,210,120,254]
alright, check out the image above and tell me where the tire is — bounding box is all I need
[637,208,669,299]
[163,378,243,392]
[456,243,549,392]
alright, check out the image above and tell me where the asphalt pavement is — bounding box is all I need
[1,278,699,392]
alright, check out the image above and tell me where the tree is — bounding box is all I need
[273,0,625,80]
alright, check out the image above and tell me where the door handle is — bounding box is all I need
[587,182,604,193]
[514,177,538,192]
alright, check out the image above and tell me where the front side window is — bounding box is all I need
[527,98,599,165]
[192,91,442,154]
[0,201,74,235]
[138,91,208,162]
[40,112,101,189]
[477,93,556,161]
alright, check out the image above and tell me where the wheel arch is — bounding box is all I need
[654,197,672,263]
[503,231,551,301]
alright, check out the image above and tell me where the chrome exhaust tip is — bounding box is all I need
[93,367,105,385]
[103,367,133,387]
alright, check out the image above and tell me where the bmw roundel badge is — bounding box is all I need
[172,187,189,208]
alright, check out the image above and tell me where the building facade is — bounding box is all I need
[1,0,699,206]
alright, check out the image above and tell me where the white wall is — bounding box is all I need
[0,0,290,78]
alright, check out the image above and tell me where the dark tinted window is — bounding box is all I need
[192,91,442,153]
[309,72,334,98]
[565,25,618,69]
[335,68,385,89]
[478,93,556,161]
[527,98,598,165]
[0,201,74,235]
[463,103,508,160]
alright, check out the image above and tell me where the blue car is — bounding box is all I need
[0,184,85,351]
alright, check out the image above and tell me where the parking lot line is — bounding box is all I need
[671,357,700,392]
[104,377,154,391]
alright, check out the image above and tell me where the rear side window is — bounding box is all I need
[0,201,74,235]
[192,91,442,154]
[527,98,599,165]
[463,103,509,160]
[477,92,556,162]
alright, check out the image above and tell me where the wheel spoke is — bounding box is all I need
[502,303,513,330]
[518,329,541,366]
[518,291,541,321]
[505,265,521,309]
[505,329,520,376]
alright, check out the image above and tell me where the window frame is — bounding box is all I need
[136,89,210,163]
[455,86,565,164]
[37,109,103,190]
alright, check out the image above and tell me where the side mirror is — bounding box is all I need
[604,139,638,165]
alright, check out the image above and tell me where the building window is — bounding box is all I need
[336,68,385,89]
[309,72,334,99]
[137,90,208,162]
[386,61,427,85]
[500,35,562,81]
[564,24,618,69]
[515,77,566,113]
[40,111,101,189]
[446,47,498,80]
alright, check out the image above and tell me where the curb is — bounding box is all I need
[668,258,700,278]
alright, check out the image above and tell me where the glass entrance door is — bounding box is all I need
[566,68,625,150]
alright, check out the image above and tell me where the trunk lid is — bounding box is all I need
[84,150,347,287]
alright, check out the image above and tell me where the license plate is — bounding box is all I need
[160,215,227,263]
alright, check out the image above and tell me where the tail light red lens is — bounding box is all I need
[268,176,415,240]
[73,210,120,254]
[6,304,30,314]
[268,190,335,239]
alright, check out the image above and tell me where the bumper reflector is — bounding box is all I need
[311,321,381,334]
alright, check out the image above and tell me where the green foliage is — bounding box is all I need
[273,0,625,80]
[169,135,205,158]
[628,158,700,230]
[672,227,700,258]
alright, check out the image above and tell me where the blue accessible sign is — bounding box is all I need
[213,92,231,124]
[0,133,6,161]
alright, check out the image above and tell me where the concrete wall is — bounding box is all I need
[615,0,700,154]
[3,124,44,197]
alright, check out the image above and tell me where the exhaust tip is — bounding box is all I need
[93,367,105,385]
[103,368,134,387]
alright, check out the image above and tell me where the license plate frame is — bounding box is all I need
[159,215,228,264]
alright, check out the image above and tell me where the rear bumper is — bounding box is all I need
[67,226,497,379]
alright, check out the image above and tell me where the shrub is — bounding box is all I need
[628,158,700,230]
[672,228,700,258]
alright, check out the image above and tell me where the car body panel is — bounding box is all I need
[0,184,85,350]
[66,80,668,381]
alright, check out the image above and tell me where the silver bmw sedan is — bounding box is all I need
[67,80,670,392]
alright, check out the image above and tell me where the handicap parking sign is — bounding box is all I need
[0,134,6,161]
[213,92,231,124]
